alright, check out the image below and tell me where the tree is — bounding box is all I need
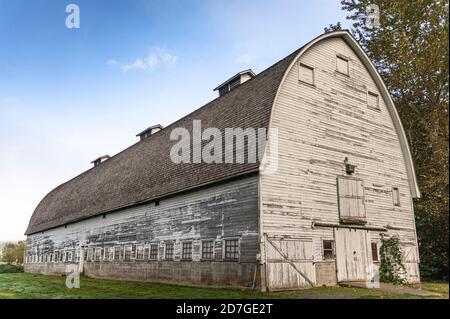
[337,0,449,280]
[1,241,25,264]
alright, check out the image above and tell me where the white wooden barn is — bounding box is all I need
[24,30,421,290]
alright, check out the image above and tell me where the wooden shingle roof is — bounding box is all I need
[25,46,301,235]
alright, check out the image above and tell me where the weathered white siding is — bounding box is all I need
[25,175,260,287]
[260,36,419,289]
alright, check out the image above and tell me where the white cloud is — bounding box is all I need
[106,59,118,66]
[108,47,179,72]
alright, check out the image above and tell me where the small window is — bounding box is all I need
[323,240,335,259]
[88,248,94,261]
[124,245,132,261]
[182,242,192,260]
[144,247,150,260]
[114,246,121,261]
[95,248,102,262]
[83,249,87,261]
[224,239,239,260]
[393,187,400,206]
[165,243,174,260]
[336,55,349,75]
[136,245,144,260]
[299,63,315,85]
[109,247,114,261]
[103,248,110,261]
[368,91,380,110]
[202,241,214,259]
[149,244,158,260]
[54,251,59,262]
[371,242,379,262]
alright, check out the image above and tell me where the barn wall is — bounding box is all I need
[25,175,259,288]
[260,36,420,289]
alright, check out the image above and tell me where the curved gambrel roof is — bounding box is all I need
[25,44,302,235]
[265,30,420,198]
[26,31,419,235]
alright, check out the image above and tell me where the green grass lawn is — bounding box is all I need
[0,273,447,299]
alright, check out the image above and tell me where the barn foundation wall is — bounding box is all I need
[24,261,259,288]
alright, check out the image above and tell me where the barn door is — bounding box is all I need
[401,244,420,283]
[334,228,373,282]
[264,236,315,290]
[337,177,366,223]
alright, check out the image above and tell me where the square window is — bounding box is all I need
[182,242,192,260]
[323,240,335,259]
[299,63,315,85]
[224,239,239,260]
[165,243,174,260]
[149,244,158,260]
[368,91,380,109]
[336,55,349,75]
[202,241,214,259]
[371,242,379,262]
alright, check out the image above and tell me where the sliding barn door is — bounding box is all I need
[334,228,373,282]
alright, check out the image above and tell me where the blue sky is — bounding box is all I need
[0,0,349,241]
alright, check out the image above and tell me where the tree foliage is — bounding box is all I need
[1,241,25,264]
[338,0,449,280]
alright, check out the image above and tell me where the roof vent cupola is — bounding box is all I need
[214,69,255,96]
[136,124,163,141]
[91,155,110,167]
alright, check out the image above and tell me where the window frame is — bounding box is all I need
[136,244,145,261]
[367,91,380,110]
[94,248,102,262]
[181,241,193,260]
[223,238,240,261]
[322,240,335,260]
[371,242,379,262]
[103,247,110,261]
[149,244,159,261]
[298,62,315,86]
[113,246,121,261]
[164,242,174,260]
[336,54,350,76]
[201,240,215,260]
[392,187,401,207]
[124,245,133,261]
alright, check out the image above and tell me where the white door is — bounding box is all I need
[265,237,315,290]
[334,228,373,282]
